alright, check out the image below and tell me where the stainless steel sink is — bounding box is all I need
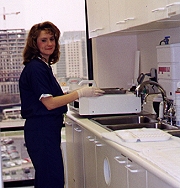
[91,115,178,131]
[167,130,180,138]
[92,115,157,125]
[105,122,178,131]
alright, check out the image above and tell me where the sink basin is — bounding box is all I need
[167,130,180,138]
[91,115,178,131]
[106,123,178,131]
[92,115,157,125]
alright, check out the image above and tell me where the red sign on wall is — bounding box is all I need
[158,67,170,74]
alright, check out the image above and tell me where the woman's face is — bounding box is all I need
[37,30,56,61]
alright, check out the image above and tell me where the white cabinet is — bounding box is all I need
[147,0,168,22]
[112,151,128,188]
[65,118,85,188]
[147,0,180,23]
[87,0,149,37]
[147,171,172,188]
[125,0,148,29]
[109,0,126,32]
[127,159,146,188]
[86,0,110,38]
[65,116,177,188]
[83,129,97,188]
[95,137,147,188]
[86,0,180,38]
[95,139,110,187]
[73,124,85,188]
[65,118,75,188]
[87,0,150,37]
[167,1,180,17]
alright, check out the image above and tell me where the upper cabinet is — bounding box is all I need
[147,0,168,22]
[125,0,148,29]
[86,0,110,38]
[109,0,126,32]
[109,0,148,32]
[167,1,180,17]
[86,0,180,38]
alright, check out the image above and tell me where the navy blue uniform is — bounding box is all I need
[19,58,67,188]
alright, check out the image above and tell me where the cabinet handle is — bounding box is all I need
[74,127,82,132]
[86,136,95,142]
[125,164,145,173]
[125,164,139,173]
[114,156,126,164]
[152,7,166,12]
[166,2,180,8]
[95,143,104,147]
[94,140,100,144]
[124,17,135,21]
[91,27,104,32]
[65,122,72,126]
[116,20,126,24]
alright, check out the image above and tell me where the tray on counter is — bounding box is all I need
[115,128,172,142]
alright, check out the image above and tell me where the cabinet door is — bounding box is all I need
[86,0,110,38]
[127,159,146,188]
[125,0,148,29]
[147,171,172,188]
[65,119,75,188]
[113,152,128,188]
[73,124,85,188]
[95,139,112,187]
[96,138,128,188]
[167,1,180,17]
[83,129,97,188]
[109,0,126,32]
[147,0,168,22]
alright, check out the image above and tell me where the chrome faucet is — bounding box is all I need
[135,80,170,118]
[136,80,167,100]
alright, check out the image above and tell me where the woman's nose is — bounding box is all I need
[47,40,53,45]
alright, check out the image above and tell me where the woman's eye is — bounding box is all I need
[50,38,55,41]
[41,39,46,42]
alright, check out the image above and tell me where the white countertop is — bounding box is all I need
[66,111,180,188]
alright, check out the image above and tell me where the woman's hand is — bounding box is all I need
[77,87,105,98]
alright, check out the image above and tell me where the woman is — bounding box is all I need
[19,21,104,188]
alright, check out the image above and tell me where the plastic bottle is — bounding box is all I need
[159,36,170,45]
[175,82,180,127]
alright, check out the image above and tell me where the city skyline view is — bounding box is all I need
[0,28,88,105]
[0,1,88,109]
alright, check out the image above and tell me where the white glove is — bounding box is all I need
[77,87,105,98]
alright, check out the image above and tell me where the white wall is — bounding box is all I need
[92,27,180,89]
[137,27,180,73]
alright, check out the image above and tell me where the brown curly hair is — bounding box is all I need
[23,21,60,65]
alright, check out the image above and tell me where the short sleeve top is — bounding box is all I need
[19,58,67,119]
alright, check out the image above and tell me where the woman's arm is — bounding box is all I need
[40,90,79,110]
[41,87,104,110]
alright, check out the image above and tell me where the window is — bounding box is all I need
[0,0,89,102]
[0,0,89,184]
